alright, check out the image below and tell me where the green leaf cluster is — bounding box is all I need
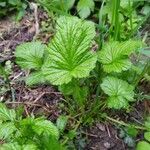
[36,0,95,19]
[37,0,75,14]
[15,16,144,110]
[15,16,96,107]
[15,16,97,87]
[98,40,142,73]
[0,0,27,20]
[43,16,96,85]
[15,41,46,86]
[77,0,95,19]
[101,76,135,109]
[0,103,64,150]
[99,40,142,109]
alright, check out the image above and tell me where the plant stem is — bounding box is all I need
[106,116,147,130]
[110,0,120,40]
[134,60,150,86]
[128,0,133,31]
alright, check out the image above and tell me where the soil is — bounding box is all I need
[0,7,149,150]
[85,124,126,150]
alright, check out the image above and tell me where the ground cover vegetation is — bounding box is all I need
[0,0,150,149]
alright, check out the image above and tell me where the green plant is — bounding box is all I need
[36,0,95,19]
[36,0,75,16]
[15,16,97,107]
[15,41,46,85]
[77,0,95,19]
[15,16,146,113]
[0,102,65,150]
[136,117,150,150]
[100,0,150,40]
[0,0,27,20]
[101,76,135,109]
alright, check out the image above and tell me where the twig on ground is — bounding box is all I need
[6,101,41,107]
[106,124,111,137]
[30,2,39,38]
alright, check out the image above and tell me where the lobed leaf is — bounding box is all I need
[15,41,46,70]
[98,40,142,73]
[26,71,46,86]
[101,76,135,109]
[136,141,150,150]
[0,103,16,121]
[33,118,59,139]
[43,16,97,85]
[77,0,95,19]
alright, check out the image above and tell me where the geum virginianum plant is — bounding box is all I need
[15,16,97,108]
[15,16,145,112]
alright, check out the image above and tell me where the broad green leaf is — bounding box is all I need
[0,143,37,150]
[0,103,16,121]
[136,141,150,150]
[144,132,150,142]
[20,117,59,139]
[0,122,16,140]
[107,96,129,109]
[98,40,142,73]
[33,118,59,139]
[101,76,135,109]
[15,41,46,70]
[56,116,68,132]
[0,143,21,150]
[43,16,97,85]
[26,71,46,86]
[77,0,94,19]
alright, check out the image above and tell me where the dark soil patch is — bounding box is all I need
[85,123,126,150]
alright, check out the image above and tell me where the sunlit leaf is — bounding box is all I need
[77,0,95,19]
[101,76,135,109]
[43,16,97,85]
[136,141,150,150]
[98,40,142,73]
[15,41,46,70]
